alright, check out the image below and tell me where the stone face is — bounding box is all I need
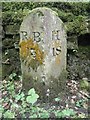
[20,7,67,101]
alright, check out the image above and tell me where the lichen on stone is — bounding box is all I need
[19,38,44,70]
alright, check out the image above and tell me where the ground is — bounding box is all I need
[0,76,89,118]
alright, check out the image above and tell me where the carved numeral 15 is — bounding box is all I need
[52,46,61,56]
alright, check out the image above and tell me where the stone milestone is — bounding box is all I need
[20,7,67,101]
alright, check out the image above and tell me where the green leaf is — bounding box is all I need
[39,111,49,118]
[26,94,39,105]
[80,80,89,90]
[20,92,25,97]
[0,106,4,118]
[76,100,85,108]
[0,113,2,118]
[15,92,25,101]
[4,110,15,118]
[62,108,76,116]
[30,106,37,113]
[55,97,61,102]
[11,103,19,111]
[28,88,36,95]
[15,95,21,101]
[54,110,63,118]
[9,73,17,80]
[55,109,76,118]
[26,88,39,105]
[22,101,27,108]
[30,114,37,118]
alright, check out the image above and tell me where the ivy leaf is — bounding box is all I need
[80,80,89,90]
[26,94,39,105]
[0,105,4,118]
[15,92,25,101]
[62,108,76,117]
[15,94,21,101]
[54,110,63,118]
[39,111,49,118]
[22,101,27,108]
[20,92,25,97]
[9,73,17,80]
[30,114,37,118]
[26,88,39,105]
[55,109,76,118]
[28,88,36,95]
[4,110,15,118]
[55,97,61,102]
[76,100,85,108]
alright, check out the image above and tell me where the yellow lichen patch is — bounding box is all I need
[55,55,61,64]
[19,41,29,58]
[19,39,44,64]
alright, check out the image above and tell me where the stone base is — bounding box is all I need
[22,70,67,102]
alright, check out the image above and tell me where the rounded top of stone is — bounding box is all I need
[22,7,63,24]
[29,7,58,15]
[20,7,66,33]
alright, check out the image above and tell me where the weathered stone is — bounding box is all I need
[0,25,2,38]
[2,37,19,50]
[5,25,20,35]
[67,36,78,50]
[86,19,90,33]
[2,38,15,49]
[2,49,21,79]
[20,7,67,101]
